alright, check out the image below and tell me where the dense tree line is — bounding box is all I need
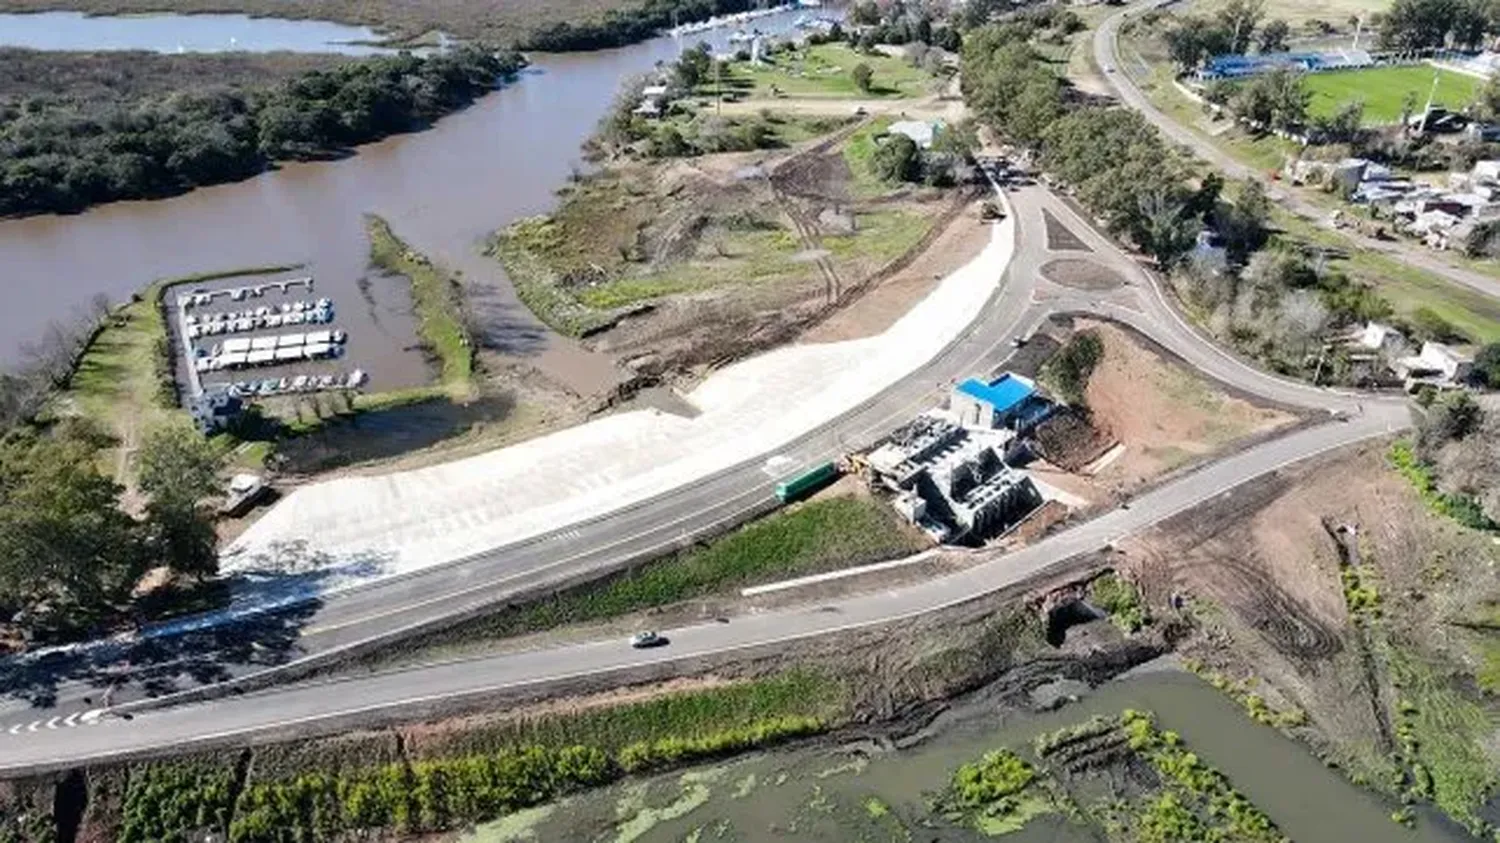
[1379,0,1496,50]
[845,0,964,51]
[965,23,1214,266]
[961,21,1426,384]
[1161,0,1290,70]
[0,45,523,217]
[525,0,762,51]
[0,420,220,643]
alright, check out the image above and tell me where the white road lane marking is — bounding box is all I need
[3,709,107,735]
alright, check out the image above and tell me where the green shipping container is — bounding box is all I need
[774,461,839,503]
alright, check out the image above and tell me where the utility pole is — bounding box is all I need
[1419,66,1441,134]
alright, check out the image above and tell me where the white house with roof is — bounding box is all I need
[888,119,944,149]
[1354,321,1405,354]
[1396,341,1475,385]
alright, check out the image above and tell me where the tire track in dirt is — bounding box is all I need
[1197,556,1342,663]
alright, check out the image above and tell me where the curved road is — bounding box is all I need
[1094,0,1500,301]
[0,180,1411,774]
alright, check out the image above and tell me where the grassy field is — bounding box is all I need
[1270,209,1500,342]
[366,214,475,395]
[841,116,898,197]
[405,671,847,759]
[1302,65,1483,125]
[348,495,925,669]
[716,43,932,100]
[1184,0,1390,30]
[1384,644,1498,834]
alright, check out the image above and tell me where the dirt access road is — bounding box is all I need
[717,72,966,122]
[1095,0,1500,302]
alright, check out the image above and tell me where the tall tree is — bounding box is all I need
[0,428,140,627]
[137,424,222,578]
[1216,0,1266,53]
[1379,0,1463,50]
[852,63,874,93]
[1137,188,1202,267]
[1257,18,1291,52]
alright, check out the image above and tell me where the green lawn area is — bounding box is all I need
[841,116,898,197]
[437,495,922,637]
[716,43,931,100]
[350,495,926,669]
[823,208,936,263]
[1271,209,1500,342]
[366,215,474,396]
[1302,65,1483,125]
[55,281,175,439]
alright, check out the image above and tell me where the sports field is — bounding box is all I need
[1303,64,1483,125]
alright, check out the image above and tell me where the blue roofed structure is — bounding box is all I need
[956,375,1033,413]
[1197,48,1373,80]
[951,373,1049,431]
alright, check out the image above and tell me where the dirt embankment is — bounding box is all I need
[1117,440,1500,832]
[1029,318,1300,505]
[497,121,978,389]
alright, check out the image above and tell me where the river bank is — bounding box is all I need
[0,44,525,218]
[0,0,800,50]
[0,547,1472,842]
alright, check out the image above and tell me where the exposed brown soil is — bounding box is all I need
[1030,320,1298,504]
[1041,258,1124,291]
[802,200,995,343]
[1033,409,1116,473]
[580,136,970,383]
[1120,440,1500,793]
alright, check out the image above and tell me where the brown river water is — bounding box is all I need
[0,9,820,393]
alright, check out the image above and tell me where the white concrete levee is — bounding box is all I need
[224,211,1017,588]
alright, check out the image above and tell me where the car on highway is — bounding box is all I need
[631,631,667,649]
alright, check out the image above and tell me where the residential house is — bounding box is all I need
[1395,341,1475,386]
[888,119,944,149]
[1355,321,1406,355]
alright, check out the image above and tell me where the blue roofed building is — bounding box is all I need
[950,373,1050,432]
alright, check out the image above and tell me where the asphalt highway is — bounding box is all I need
[0,177,1414,771]
[1093,0,1500,302]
